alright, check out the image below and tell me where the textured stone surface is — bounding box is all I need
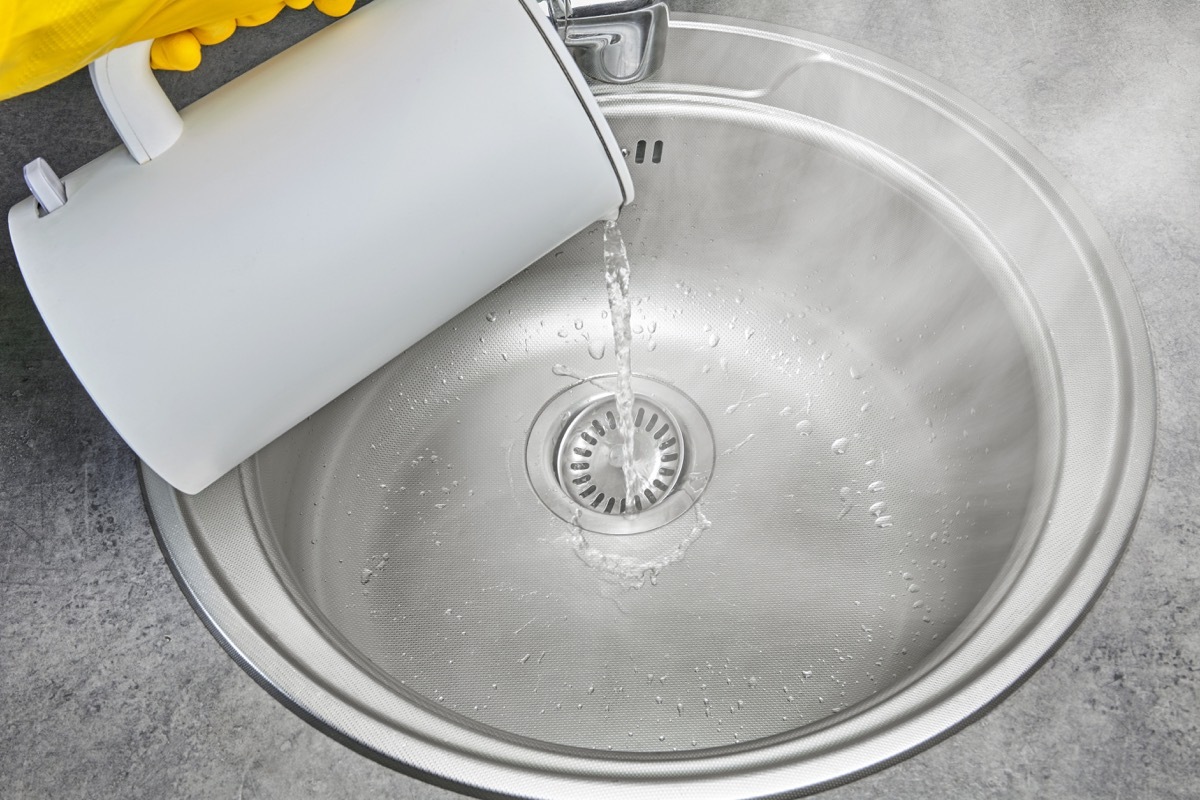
[1,1,1196,798]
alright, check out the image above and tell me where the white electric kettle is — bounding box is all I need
[9,0,639,494]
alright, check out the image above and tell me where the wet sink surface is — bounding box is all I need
[144,14,1153,798]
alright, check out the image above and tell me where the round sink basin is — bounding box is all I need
[142,14,1154,799]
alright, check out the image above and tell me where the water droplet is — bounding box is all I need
[875,515,893,528]
[587,340,606,360]
[574,318,584,330]
[485,311,498,322]
[868,480,885,492]
[708,333,721,347]
[647,339,657,351]
[780,406,793,416]
[850,365,864,380]
[831,437,850,455]
[745,328,755,340]
[795,420,812,435]
[908,582,920,593]
[869,501,887,516]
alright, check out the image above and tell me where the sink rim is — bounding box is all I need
[141,13,1156,799]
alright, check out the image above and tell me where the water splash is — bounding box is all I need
[565,505,712,588]
[724,391,769,415]
[360,553,390,585]
[722,434,756,455]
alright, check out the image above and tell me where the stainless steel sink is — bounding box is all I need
[142,13,1154,798]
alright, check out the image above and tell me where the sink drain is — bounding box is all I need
[556,396,685,515]
[527,374,714,535]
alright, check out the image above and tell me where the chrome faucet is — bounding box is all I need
[544,0,668,84]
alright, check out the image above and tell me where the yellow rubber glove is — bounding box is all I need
[0,0,356,101]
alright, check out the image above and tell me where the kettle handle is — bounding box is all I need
[89,41,184,164]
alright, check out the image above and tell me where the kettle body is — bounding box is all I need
[9,0,633,494]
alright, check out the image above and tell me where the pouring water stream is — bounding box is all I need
[602,220,641,510]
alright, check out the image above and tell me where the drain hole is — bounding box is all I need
[535,379,715,533]
[651,140,664,163]
[547,391,702,523]
[634,140,646,163]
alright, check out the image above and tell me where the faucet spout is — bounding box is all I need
[545,0,668,84]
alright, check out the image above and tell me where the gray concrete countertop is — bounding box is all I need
[1,1,1196,798]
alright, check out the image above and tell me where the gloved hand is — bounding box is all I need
[0,0,355,102]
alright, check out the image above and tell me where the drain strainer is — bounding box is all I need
[527,374,715,535]
[556,396,685,515]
